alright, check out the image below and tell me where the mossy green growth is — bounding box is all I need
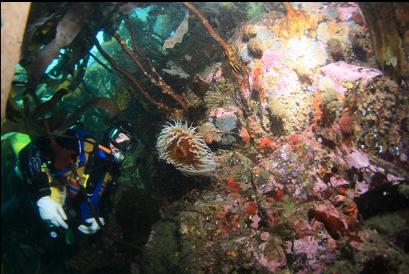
[322,88,339,108]
[322,88,341,126]
[280,196,298,219]
[219,2,235,10]
[246,3,267,19]
[364,211,408,234]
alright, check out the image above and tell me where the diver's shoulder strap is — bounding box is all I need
[83,137,96,153]
[72,135,99,190]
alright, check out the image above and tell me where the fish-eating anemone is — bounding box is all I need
[156,120,216,176]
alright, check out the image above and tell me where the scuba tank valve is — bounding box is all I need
[96,143,124,164]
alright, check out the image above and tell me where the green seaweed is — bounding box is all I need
[246,3,267,19]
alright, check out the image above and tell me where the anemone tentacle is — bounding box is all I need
[156,120,216,176]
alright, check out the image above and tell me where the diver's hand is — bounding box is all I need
[36,196,68,229]
[78,217,105,234]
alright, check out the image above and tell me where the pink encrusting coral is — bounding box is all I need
[285,236,331,273]
[251,214,261,229]
[208,107,240,119]
[261,231,270,241]
[313,177,328,192]
[286,237,321,260]
[319,61,382,95]
[329,176,350,188]
[336,3,359,21]
[142,3,409,273]
[262,65,301,98]
[261,50,284,72]
[345,149,370,169]
[355,181,369,195]
[258,49,302,98]
[253,242,287,272]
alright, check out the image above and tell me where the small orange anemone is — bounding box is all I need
[204,134,214,144]
[226,176,241,193]
[245,201,257,215]
[339,114,354,135]
[257,137,277,152]
[312,91,323,130]
[239,127,251,144]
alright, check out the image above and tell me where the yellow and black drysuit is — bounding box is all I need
[18,129,120,225]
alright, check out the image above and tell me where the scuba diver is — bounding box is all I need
[17,120,137,237]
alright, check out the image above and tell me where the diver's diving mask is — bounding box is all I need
[106,127,137,153]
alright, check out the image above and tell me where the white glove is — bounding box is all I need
[78,217,105,234]
[36,196,68,229]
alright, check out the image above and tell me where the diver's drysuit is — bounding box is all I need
[17,129,121,231]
